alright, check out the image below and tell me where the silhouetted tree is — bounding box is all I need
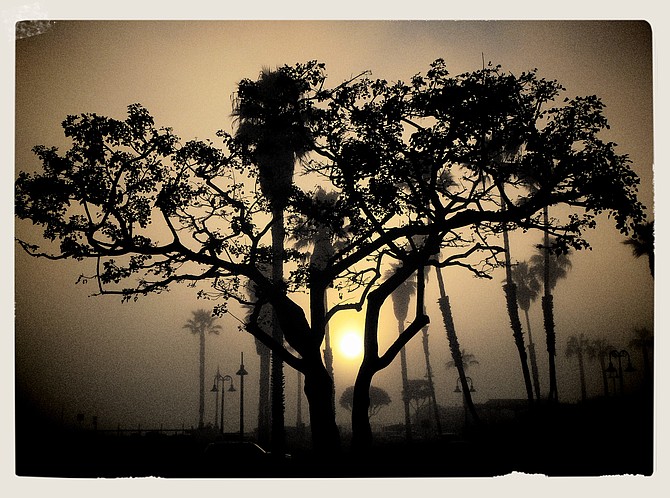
[339,385,391,418]
[623,220,654,277]
[183,309,221,429]
[586,337,614,397]
[16,60,645,455]
[530,238,572,402]
[511,261,543,399]
[403,379,432,425]
[565,333,590,402]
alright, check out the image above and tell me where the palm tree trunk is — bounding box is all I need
[599,354,610,397]
[398,322,412,441]
[542,207,559,403]
[523,309,542,400]
[577,350,587,402]
[296,369,303,433]
[322,290,336,415]
[271,215,286,455]
[199,330,205,429]
[435,267,480,423]
[419,268,442,435]
[256,342,271,447]
[500,217,534,403]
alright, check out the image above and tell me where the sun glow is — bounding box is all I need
[339,331,363,359]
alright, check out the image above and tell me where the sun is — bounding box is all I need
[339,331,363,359]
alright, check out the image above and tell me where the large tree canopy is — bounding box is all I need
[15,59,646,452]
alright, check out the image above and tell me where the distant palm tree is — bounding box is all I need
[233,66,313,454]
[623,220,654,277]
[511,261,543,400]
[565,333,591,402]
[530,237,572,402]
[586,337,614,397]
[389,263,416,441]
[184,309,222,429]
[629,326,653,388]
[446,349,480,372]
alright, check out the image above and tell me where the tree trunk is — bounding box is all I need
[198,330,205,429]
[352,363,375,451]
[599,354,610,397]
[504,282,534,403]
[577,350,587,402]
[420,327,442,434]
[398,322,412,441]
[524,308,542,400]
[271,216,286,456]
[542,207,559,403]
[296,370,304,435]
[322,291,336,415]
[500,217,534,403]
[542,294,558,402]
[256,342,271,447]
[302,361,341,456]
[435,267,480,423]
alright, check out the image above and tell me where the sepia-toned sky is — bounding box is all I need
[9,11,660,456]
[3,1,670,495]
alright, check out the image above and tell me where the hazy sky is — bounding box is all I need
[3,4,668,478]
[9,15,657,446]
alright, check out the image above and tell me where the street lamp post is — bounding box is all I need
[606,349,635,395]
[454,377,476,428]
[211,367,236,435]
[236,352,248,441]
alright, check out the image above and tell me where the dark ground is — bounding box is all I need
[15,391,653,478]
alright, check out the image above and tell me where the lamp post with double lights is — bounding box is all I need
[236,352,248,441]
[211,366,236,435]
[605,349,635,395]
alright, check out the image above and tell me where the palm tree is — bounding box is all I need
[389,263,416,441]
[530,237,572,402]
[233,66,313,455]
[586,337,614,397]
[629,326,653,389]
[511,261,542,400]
[565,333,591,402]
[434,266,480,424]
[184,309,222,429]
[446,349,479,373]
[623,220,654,277]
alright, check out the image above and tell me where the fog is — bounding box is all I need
[13,19,654,444]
